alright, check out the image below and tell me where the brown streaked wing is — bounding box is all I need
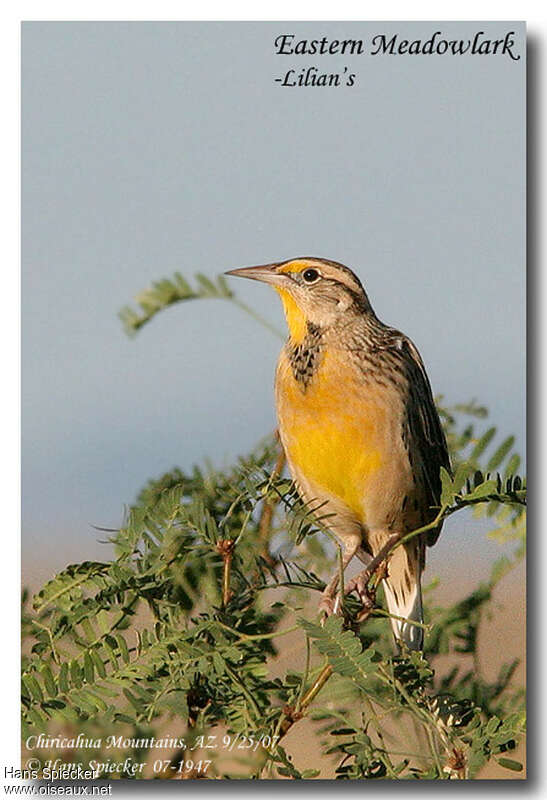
[398,336,451,546]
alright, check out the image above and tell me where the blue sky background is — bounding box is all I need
[22,21,525,586]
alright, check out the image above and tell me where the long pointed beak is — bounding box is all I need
[224,263,288,287]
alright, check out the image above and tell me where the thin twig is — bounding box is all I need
[343,509,449,618]
[216,539,235,608]
[294,636,312,714]
[216,621,301,642]
[278,661,334,737]
[230,297,285,339]
[257,440,286,565]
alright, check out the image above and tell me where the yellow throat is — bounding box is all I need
[275,288,307,343]
[273,284,382,523]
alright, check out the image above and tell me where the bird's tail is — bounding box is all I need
[382,542,424,651]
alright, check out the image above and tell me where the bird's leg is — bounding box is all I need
[356,546,373,567]
[344,532,400,617]
[319,534,361,618]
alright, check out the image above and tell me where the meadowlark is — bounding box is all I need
[226,257,450,649]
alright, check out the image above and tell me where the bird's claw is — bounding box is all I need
[318,592,342,625]
[345,574,376,622]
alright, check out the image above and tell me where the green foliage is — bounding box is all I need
[21,276,526,780]
[299,616,380,689]
[119,273,234,336]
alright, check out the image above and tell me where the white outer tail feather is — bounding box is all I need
[383,576,424,651]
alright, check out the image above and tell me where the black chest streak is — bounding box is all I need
[287,323,323,389]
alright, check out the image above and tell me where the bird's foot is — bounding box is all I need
[344,572,377,623]
[318,592,342,625]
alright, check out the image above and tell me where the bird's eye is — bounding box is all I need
[302,268,320,284]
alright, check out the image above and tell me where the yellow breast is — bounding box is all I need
[275,347,385,521]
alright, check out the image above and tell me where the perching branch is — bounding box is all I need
[216,539,235,608]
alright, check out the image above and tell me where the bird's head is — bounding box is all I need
[225,257,373,342]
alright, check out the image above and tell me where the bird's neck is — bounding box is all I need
[276,288,308,344]
[284,321,324,389]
